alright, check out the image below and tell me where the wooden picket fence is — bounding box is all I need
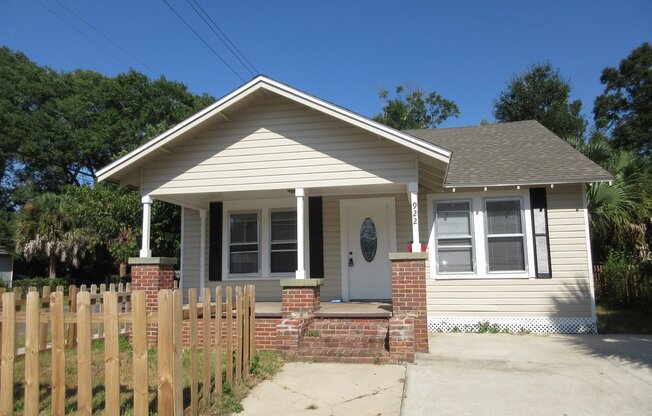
[0,284,256,415]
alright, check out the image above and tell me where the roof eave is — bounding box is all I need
[442,177,614,189]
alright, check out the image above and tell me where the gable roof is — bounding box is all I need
[405,120,613,188]
[96,75,451,182]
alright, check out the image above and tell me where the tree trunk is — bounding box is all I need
[49,255,57,278]
[119,261,127,278]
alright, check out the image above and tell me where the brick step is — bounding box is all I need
[301,335,387,349]
[295,346,390,363]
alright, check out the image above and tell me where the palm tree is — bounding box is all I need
[15,193,89,278]
[567,137,651,261]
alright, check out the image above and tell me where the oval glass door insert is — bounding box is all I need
[360,217,378,262]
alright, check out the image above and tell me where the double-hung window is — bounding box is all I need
[225,201,298,278]
[229,212,259,274]
[435,201,474,273]
[431,192,533,279]
[485,199,526,272]
[270,211,297,274]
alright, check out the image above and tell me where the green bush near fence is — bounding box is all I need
[6,277,70,294]
[596,249,652,309]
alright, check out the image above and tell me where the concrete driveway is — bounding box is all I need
[402,333,652,416]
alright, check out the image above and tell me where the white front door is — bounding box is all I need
[340,197,396,300]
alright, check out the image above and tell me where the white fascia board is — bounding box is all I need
[96,75,451,182]
[443,178,613,189]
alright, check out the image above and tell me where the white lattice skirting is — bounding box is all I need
[428,316,597,334]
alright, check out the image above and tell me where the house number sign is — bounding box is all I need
[412,202,418,225]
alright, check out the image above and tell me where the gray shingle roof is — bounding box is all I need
[405,120,613,187]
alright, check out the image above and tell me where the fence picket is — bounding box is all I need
[214,286,223,398]
[0,292,16,416]
[104,291,120,416]
[225,286,233,386]
[39,286,51,350]
[189,288,199,415]
[24,291,40,415]
[249,285,256,360]
[66,285,78,349]
[235,287,242,383]
[131,291,148,416]
[172,289,184,416]
[50,291,65,416]
[243,286,249,376]
[157,290,173,416]
[77,291,92,416]
[202,287,211,408]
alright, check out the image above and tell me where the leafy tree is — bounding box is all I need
[567,137,651,262]
[373,84,459,130]
[14,193,90,277]
[594,42,652,158]
[493,63,586,139]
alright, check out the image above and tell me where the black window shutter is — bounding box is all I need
[530,188,552,278]
[308,197,324,278]
[208,202,223,281]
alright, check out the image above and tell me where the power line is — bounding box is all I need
[53,0,161,77]
[186,0,259,76]
[34,0,134,71]
[160,0,246,82]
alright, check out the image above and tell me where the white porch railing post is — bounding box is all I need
[408,182,421,252]
[139,195,153,258]
[295,188,306,279]
[199,209,207,298]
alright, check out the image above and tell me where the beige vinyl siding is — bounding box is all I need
[427,184,593,318]
[142,94,416,196]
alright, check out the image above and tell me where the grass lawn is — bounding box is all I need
[9,337,282,415]
[596,304,652,334]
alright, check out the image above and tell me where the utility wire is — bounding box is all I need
[186,0,259,76]
[35,0,134,71]
[53,0,161,77]
[160,0,245,82]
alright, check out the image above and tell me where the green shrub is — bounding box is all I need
[10,277,70,295]
[599,249,652,309]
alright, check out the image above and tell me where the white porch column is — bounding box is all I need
[408,182,421,252]
[295,188,306,279]
[199,209,207,297]
[139,195,153,258]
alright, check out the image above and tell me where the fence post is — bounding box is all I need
[25,291,40,416]
[202,287,211,409]
[1,292,16,416]
[214,286,223,398]
[104,291,120,416]
[157,290,174,416]
[189,288,199,416]
[77,291,92,416]
[242,286,250,376]
[50,291,65,416]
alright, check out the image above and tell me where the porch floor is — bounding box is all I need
[255,301,392,318]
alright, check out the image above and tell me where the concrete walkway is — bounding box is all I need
[238,362,406,416]
[402,333,652,416]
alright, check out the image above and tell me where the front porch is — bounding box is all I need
[255,300,393,318]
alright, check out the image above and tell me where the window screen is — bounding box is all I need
[270,211,297,273]
[435,201,474,273]
[485,200,526,272]
[229,213,259,274]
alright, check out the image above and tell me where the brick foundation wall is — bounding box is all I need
[179,317,281,350]
[390,254,428,353]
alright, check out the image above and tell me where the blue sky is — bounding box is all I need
[2,0,651,128]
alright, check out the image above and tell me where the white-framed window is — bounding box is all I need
[434,200,475,274]
[222,197,302,279]
[484,198,526,273]
[428,190,535,279]
[270,210,297,274]
[229,212,260,274]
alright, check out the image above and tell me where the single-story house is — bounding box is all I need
[97,75,612,334]
[0,247,13,284]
